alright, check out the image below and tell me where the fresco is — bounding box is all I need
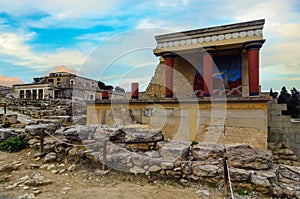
[213,54,242,96]
[193,54,242,97]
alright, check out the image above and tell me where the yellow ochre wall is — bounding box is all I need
[87,99,269,149]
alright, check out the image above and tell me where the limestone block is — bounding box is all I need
[161,161,174,170]
[271,115,291,122]
[25,124,58,136]
[129,166,145,174]
[191,142,224,161]
[226,145,273,170]
[116,126,164,143]
[63,125,97,141]
[0,129,17,142]
[158,141,190,161]
[2,114,17,125]
[148,165,161,172]
[227,118,265,129]
[250,174,270,188]
[131,154,149,167]
[43,152,57,163]
[230,168,251,182]
[192,163,219,177]
[269,121,291,129]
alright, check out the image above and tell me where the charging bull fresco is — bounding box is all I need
[193,54,242,97]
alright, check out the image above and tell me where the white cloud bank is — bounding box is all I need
[0,32,86,72]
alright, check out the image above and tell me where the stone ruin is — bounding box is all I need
[18,124,300,198]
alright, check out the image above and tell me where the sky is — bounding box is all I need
[0,0,299,92]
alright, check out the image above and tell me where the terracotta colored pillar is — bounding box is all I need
[102,90,109,100]
[163,53,176,98]
[131,82,139,99]
[245,40,265,96]
[202,47,216,97]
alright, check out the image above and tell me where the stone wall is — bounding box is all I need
[142,60,166,99]
[268,98,300,161]
[88,99,269,149]
[4,98,86,126]
[34,124,300,198]
[142,56,196,100]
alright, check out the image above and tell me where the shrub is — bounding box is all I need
[0,134,28,152]
[236,189,248,196]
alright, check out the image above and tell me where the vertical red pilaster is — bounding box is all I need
[163,53,176,98]
[203,47,215,97]
[131,82,139,99]
[102,90,109,100]
[245,40,265,96]
[248,49,259,96]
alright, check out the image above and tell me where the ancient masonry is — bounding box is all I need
[88,19,271,150]
[268,98,300,164]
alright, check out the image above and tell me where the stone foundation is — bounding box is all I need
[268,98,300,160]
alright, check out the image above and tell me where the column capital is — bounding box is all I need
[244,39,265,51]
[202,46,216,54]
[162,52,176,59]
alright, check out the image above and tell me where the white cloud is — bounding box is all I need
[0,0,122,17]
[0,32,86,72]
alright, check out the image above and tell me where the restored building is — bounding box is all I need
[145,19,265,99]
[13,72,101,101]
[87,19,271,149]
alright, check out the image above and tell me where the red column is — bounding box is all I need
[163,53,176,98]
[102,90,109,99]
[203,47,215,97]
[131,82,139,99]
[245,40,265,96]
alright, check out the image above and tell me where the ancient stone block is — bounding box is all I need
[158,141,190,161]
[0,129,17,142]
[226,145,273,170]
[191,142,224,161]
[192,163,219,177]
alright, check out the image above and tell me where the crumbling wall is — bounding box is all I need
[142,61,166,100]
[268,98,300,161]
[142,56,196,100]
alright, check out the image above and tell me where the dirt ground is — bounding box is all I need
[0,148,221,199]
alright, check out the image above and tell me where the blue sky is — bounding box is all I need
[0,0,299,92]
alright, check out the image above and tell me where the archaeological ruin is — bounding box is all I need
[1,19,300,198]
[87,19,270,149]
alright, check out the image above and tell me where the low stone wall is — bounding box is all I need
[268,98,300,160]
[25,124,300,198]
[4,98,86,126]
[268,142,300,166]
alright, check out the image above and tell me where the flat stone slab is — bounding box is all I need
[158,141,190,161]
[116,126,164,143]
